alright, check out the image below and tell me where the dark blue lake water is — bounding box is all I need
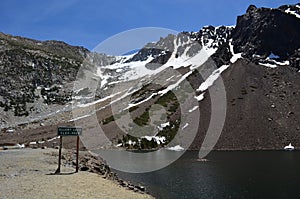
[115,151,300,199]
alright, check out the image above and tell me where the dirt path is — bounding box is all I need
[0,148,154,199]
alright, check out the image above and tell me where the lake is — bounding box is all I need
[114,151,300,199]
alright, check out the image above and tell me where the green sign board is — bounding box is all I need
[57,127,82,136]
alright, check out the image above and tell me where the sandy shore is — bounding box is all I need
[0,148,154,199]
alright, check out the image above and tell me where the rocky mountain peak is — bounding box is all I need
[232,3,300,65]
[246,5,257,13]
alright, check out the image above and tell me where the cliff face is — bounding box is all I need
[232,4,300,64]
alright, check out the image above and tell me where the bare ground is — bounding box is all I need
[0,148,154,199]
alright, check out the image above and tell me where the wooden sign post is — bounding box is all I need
[55,127,82,174]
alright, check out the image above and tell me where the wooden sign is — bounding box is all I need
[57,127,82,136]
[55,126,82,174]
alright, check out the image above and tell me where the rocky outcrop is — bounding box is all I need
[232,4,300,62]
[62,150,148,194]
[198,25,233,50]
[211,42,232,67]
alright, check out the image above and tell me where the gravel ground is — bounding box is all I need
[0,148,154,199]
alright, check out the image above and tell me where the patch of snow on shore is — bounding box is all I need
[142,136,166,144]
[167,145,184,151]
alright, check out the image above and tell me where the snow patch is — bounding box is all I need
[189,48,216,70]
[16,144,25,149]
[6,129,14,133]
[182,123,189,130]
[158,71,193,95]
[188,106,199,113]
[271,60,289,66]
[128,93,157,109]
[142,136,166,144]
[165,75,175,82]
[284,143,295,150]
[167,145,184,151]
[285,8,300,18]
[197,65,230,92]
[195,93,205,101]
[161,122,170,128]
[259,60,290,68]
[77,91,122,108]
[69,114,92,122]
[259,62,278,68]
[96,67,110,88]
[229,39,242,63]
[47,136,59,142]
[158,122,170,130]
[128,140,136,145]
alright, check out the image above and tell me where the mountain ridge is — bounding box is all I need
[1,3,300,151]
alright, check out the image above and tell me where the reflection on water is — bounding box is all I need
[112,151,300,199]
[94,149,185,173]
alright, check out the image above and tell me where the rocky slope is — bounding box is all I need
[0,33,89,127]
[1,3,300,150]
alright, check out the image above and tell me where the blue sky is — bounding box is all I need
[0,0,299,50]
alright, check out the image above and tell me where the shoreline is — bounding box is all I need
[0,148,154,199]
[91,146,298,152]
[1,144,297,151]
[61,148,152,195]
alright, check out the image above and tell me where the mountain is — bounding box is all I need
[1,3,300,151]
[0,32,89,127]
